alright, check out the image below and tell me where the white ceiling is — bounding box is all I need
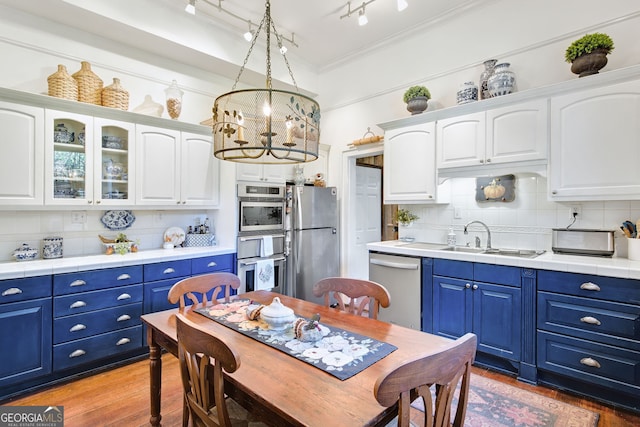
[1,0,487,71]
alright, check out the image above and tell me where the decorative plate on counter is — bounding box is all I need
[101,210,136,230]
[164,227,186,246]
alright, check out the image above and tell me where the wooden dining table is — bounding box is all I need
[140,290,451,427]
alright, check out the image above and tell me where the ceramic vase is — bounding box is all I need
[571,49,609,78]
[456,81,478,104]
[487,62,516,97]
[479,59,497,100]
[406,96,429,115]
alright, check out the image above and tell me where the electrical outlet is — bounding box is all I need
[570,205,581,219]
[71,211,87,224]
[454,207,462,219]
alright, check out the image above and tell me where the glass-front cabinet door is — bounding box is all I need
[44,110,94,205]
[95,118,134,205]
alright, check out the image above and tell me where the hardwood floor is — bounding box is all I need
[3,354,639,426]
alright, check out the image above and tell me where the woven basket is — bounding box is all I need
[47,65,78,101]
[102,78,129,111]
[72,61,103,105]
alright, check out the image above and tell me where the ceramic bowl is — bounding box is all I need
[260,297,295,330]
[13,243,39,261]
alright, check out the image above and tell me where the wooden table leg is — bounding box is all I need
[148,329,163,426]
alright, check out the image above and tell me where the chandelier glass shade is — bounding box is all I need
[212,1,320,164]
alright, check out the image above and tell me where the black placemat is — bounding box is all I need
[194,299,397,381]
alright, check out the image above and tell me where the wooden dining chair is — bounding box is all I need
[312,277,391,319]
[374,333,477,427]
[168,272,240,309]
[176,313,267,427]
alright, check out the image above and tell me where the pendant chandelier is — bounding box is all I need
[212,1,320,164]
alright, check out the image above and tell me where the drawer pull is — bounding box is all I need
[465,283,471,289]
[116,338,131,346]
[2,287,23,296]
[69,349,86,358]
[163,268,176,274]
[117,314,131,322]
[117,293,132,301]
[580,357,601,368]
[580,316,601,326]
[69,324,87,332]
[70,301,87,309]
[580,282,601,292]
[70,280,86,287]
[116,274,131,281]
[207,262,217,267]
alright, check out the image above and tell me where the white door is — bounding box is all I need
[353,166,382,279]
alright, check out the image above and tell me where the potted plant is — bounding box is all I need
[395,208,419,226]
[565,33,614,77]
[403,85,431,115]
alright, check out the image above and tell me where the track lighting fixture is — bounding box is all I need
[397,0,408,12]
[358,7,368,26]
[185,0,196,15]
[340,0,408,26]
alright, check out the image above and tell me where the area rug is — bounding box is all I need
[403,374,600,427]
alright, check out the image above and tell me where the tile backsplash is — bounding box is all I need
[0,209,221,262]
[398,174,640,258]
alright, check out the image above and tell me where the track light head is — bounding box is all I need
[185,0,196,15]
[358,8,368,26]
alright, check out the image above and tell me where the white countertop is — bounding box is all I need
[0,246,236,280]
[367,240,640,281]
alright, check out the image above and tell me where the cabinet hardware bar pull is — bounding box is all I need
[580,316,601,326]
[116,338,131,346]
[163,268,176,274]
[207,262,217,267]
[117,274,131,280]
[69,324,86,332]
[240,234,281,242]
[117,293,131,300]
[580,282,601,291]
[69,349,86,358]
[117,314,131,322]
[369,259,419,270]
[580,357,601,368]
[70,280,86,287]
[2,287,23,296]
[70,301,87,309]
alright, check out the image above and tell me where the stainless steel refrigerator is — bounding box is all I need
[286,185,339,304]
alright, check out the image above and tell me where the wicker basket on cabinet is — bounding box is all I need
[72,61,103,105]
[47,65,78,101]
[102,78,129,111]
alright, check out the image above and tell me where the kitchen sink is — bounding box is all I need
[439,246,545,258]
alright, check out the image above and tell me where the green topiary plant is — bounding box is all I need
[395,208,419,226]
[403,86,431,103]
[565,33,614,63]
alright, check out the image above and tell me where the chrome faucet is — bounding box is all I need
[464,220,492,250]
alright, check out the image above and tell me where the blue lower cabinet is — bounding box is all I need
[54,284,143,317]
[0,297,52,388]
[54,303,143,344]
[53,326,143,371]
[144,278,183,313]
[191,253,235,275]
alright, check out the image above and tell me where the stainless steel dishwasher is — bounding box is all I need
[369,252,421,330]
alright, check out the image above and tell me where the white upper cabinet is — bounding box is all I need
[384,122,448,204]
[44,109,96,206]
[136,126,219,207]
[549,79,640,200]
[180,132,220,207]
[0,101,44,205]
[135,125,181,205]
[437,99,547,171]
[94,118,135,206]
[236,163,287,184]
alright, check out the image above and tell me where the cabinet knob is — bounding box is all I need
[552,190,557,195]
[472,284,478,290]
[580,282,601,292]
[486,158,491,163]
[88,200,93,204]
[2,287,23,296]
[580,357,601,368]
[465,283,471,289]
[479,160,484,164]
